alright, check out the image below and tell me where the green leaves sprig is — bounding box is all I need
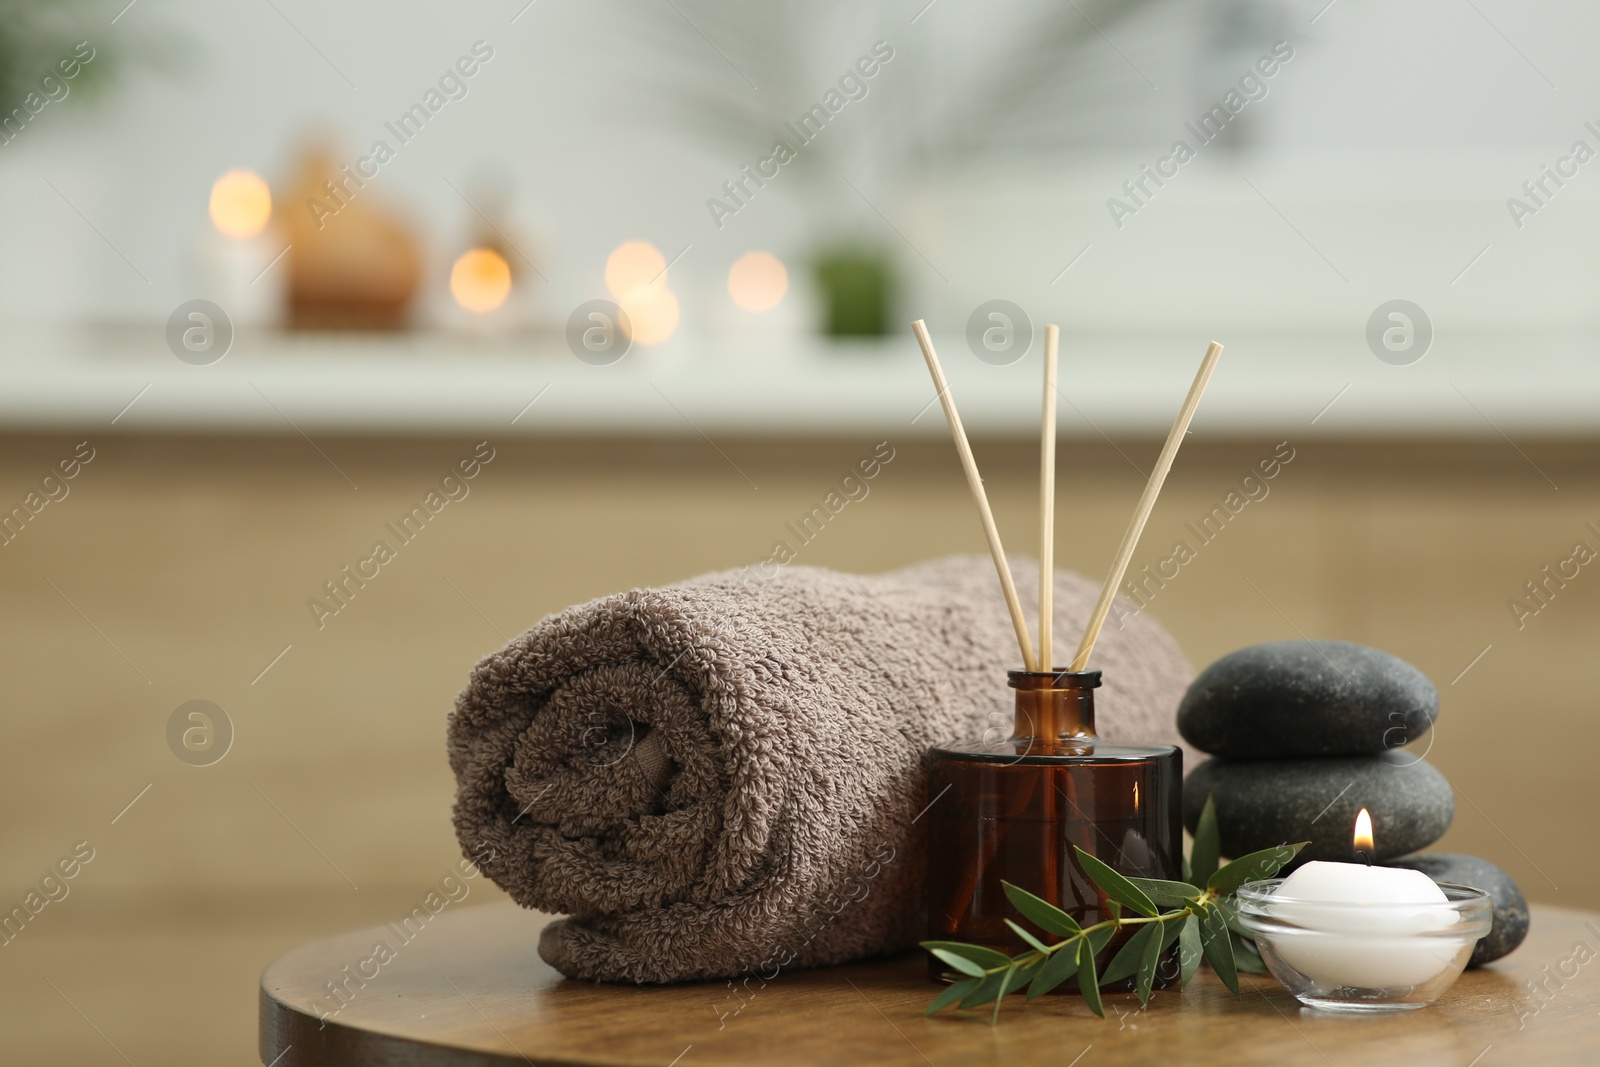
[921,796,1305,1020]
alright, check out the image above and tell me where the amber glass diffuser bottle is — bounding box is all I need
[910,321,1221,991]
[925,669,1182,986]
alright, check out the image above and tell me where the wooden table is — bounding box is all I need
[261,902,1598,1066]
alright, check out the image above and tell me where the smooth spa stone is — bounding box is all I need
[1384,852,1530,967]
[1177,640,1439,759]
[1183,750,1455,864]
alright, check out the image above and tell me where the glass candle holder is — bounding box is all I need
[1236,879,1494,1012]
[924,670,1183,989]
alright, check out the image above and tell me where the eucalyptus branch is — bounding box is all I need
[921,796,1307,1020]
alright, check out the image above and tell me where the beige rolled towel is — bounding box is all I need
[447,556,1192,984]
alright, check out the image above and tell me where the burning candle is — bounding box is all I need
[1262,809,1466,989]
[188,169,283,325]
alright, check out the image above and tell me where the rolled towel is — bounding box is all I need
[448,555,1192,984]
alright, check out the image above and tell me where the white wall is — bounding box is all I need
[0,0,1595,333]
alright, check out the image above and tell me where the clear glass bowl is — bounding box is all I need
[1236,878,1493,1012]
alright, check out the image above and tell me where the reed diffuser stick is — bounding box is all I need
[1037,324,1062,911]
[1039,324,1060,673]
[911,320,1039,672]
[1069,341,1224,672]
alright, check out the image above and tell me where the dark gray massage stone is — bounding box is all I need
[1183,750,1454,863]
[1384,852,1530,967]
[1177,639,1438,759]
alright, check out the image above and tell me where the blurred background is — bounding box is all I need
[3,0,1599,1062]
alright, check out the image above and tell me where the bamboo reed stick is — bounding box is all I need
[1069,341,1224,672]
[1038,326,1063,920]
[1040,325,1059,673]
[911,320,1038,672]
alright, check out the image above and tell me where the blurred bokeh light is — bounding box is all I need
[728,252,788,313]
[449,247,513,313]
[605,240,668,301]
[619,284,680,345]
[207,169,272,239]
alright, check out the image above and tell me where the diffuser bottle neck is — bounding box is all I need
[1008,670,1100,754]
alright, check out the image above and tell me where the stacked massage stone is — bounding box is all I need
[1177,639,1528,966]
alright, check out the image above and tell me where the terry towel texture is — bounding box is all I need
[448,556,1192,984]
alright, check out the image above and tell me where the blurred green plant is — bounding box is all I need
[0,0,119,109]
[811,245,894,337]
[617,0,1168,335]
[618,0,1168,175]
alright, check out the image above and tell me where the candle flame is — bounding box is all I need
[1353,808,1374,855]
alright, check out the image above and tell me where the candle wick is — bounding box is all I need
[1355,849,1371,867]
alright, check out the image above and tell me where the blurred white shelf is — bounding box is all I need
[0,325,1596,439]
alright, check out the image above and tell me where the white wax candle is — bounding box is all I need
[1268,860,1467,989]
[187,229,283,327]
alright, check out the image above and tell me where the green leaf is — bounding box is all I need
[1158,914,1186,954]
[1135,916,1166,1006]
[1004,919,1052,955]
[1077,936,1105,1018]
[921,941,1012,975]
[975,958,1033,1023]
[1231,932,1268,974]
[921,940,1014,968]
[1216,898,1249,940]
[1034,924,1118,1002]
[1028,939,1083,1001]
[1001,881,1082,937]
[1198,904,1239,995]
[926,948,985,978]
[1232,954,1267,976]
[992,960,1037,1022]
[1098,923,1156,986]
[1190,795,1221,888]
[1073,847,1158,917]
[1206,842,1308,897]
[1178,914,1202,988]
[1126,877,1205,909]
[924,977,978,1015]
[1157,913,1186,992]
[991,965,1018,1024]
[1182,854,1193,883]
[1003,956,1040,994]
[959,969,1007,1008]
[1108,915,1186,1002]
